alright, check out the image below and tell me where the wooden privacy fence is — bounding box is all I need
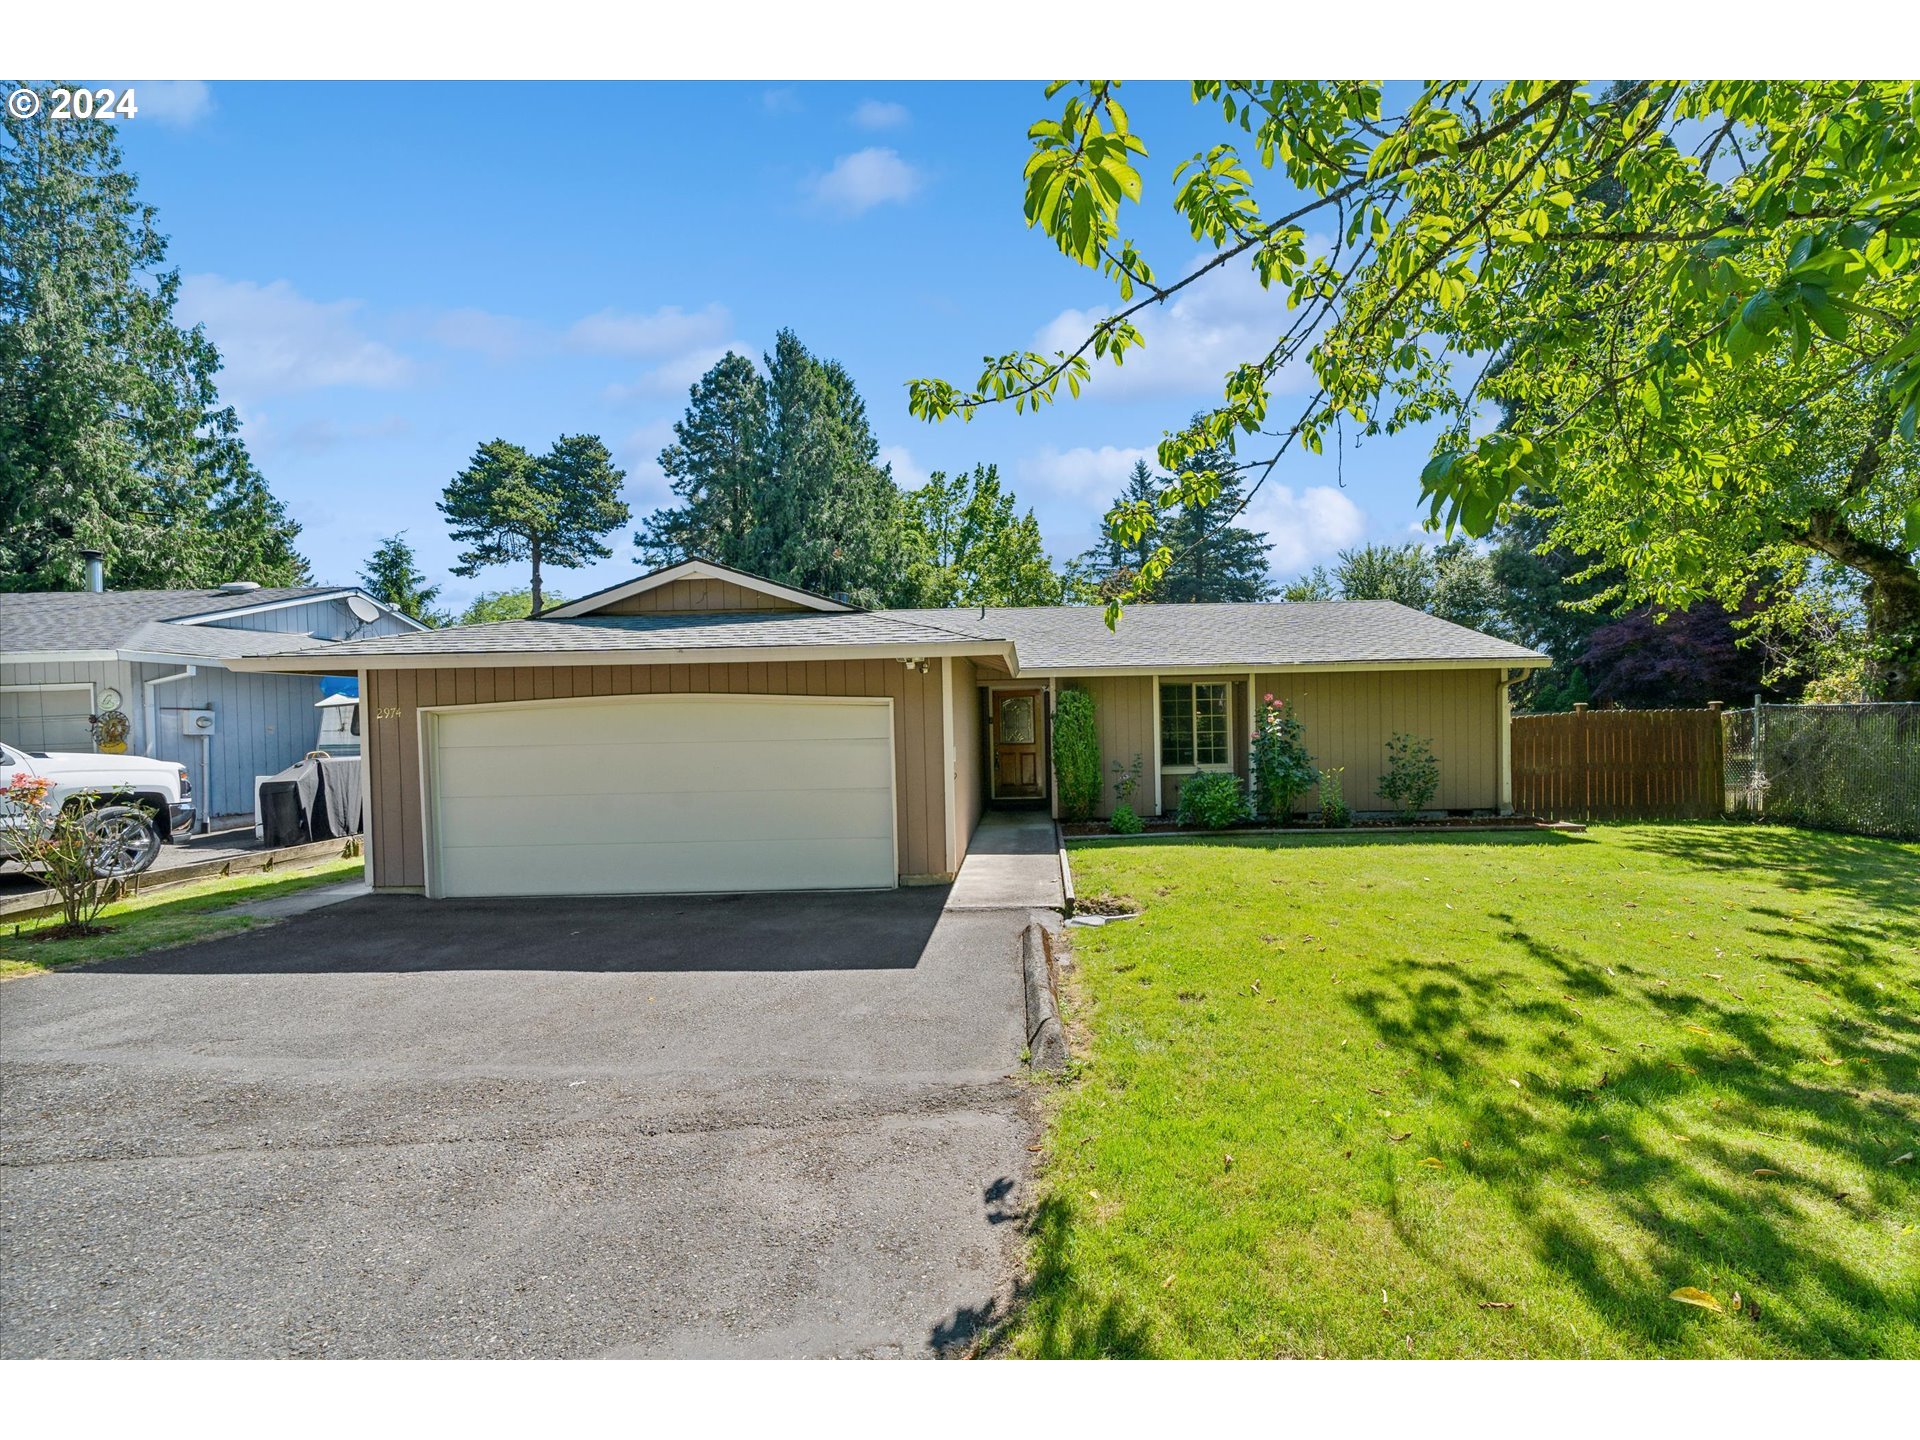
[1512,706,1725,821]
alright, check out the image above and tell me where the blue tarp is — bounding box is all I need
[319,676,360,699]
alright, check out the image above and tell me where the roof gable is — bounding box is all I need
[545,560,855,619]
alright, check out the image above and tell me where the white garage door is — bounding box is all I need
[425,694,896,898]
[1,685,96,753]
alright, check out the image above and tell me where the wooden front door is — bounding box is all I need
[992,689,1045,799]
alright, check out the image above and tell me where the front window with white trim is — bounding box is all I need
[1159,681,1230,768]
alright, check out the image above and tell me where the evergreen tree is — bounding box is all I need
[439,434,628,612]
[358,533,446,626]
[1080,438,1275,603]
[634,331,908,606]
[754,333,902,605]
[1,84,307,590]
[1487,495,1620,663]
[1101,459,1161,573]
[634,351,768,568]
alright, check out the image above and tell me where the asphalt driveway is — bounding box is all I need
[0,884,1038,1358]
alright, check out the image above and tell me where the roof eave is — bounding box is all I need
[1015,655,1550,676]
[226,638,1019,674]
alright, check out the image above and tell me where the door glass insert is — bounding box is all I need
[999,695,1035,745]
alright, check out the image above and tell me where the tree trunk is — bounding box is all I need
[1798,508,1920,702]
[529,535,543,615]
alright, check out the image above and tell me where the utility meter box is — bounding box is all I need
[180,708,217,737]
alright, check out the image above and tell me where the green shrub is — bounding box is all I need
[1176,770,1250,830]
[1318,766,1351,828]
[1053,688,1102,821]
[1378,733,1440,819]
[1250,693,1316,824]
[1109,802,1144,835]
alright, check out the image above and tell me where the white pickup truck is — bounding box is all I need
[0,741,195,879]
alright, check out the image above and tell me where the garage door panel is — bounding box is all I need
[434,785,893,849]
[435,697,890,750]
[437,836,897,897]
[433,737,892,800]
[426,695,898,896]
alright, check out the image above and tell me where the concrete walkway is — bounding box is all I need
[222,878,372,920]
[946,809,1064,912]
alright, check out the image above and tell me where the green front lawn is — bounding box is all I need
[0,858,364,977]
[1015,825,1919,1358]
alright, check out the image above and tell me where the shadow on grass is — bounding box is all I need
[1341,831,1920,1356]
[939,1193,1158,1359]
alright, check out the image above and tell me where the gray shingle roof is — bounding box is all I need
[1,588,356,654]
[880,601,1545,670]
[217,598,1544,671]
[298,609,995,659]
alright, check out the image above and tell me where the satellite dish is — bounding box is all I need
[346,594,381,623]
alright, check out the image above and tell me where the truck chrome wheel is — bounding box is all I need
[82,805,162,879]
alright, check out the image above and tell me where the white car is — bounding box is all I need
[0,740,195,879]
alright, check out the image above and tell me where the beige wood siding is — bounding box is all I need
[951,657,984,867]
[365,659,951,890]
[1069,675,1156,819]
[594,578,811,615]
[1057,667,1506,818]
[1256,667,1502,813]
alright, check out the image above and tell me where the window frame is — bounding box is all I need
[1159,680,1233,773]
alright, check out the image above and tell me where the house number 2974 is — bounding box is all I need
[374,706,403,720]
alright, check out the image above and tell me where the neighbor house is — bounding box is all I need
[1,563,423,827]
[228,558,1547,897]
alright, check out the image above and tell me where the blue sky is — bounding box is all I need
[110,80,1444,608]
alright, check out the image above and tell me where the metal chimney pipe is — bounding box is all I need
[80,548,105,593]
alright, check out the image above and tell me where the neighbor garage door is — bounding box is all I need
[424,694,896,897]
[1,684,96,753]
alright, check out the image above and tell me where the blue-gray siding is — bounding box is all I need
[3,594,414,823]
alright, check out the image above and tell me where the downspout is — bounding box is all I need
[1498,670,1515,815]
[1150,672,1163,815]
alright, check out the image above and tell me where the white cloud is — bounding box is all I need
[877,444,927,489]
[762,88,802,115]
[808,148,922,216]
[428,307,531,362]
[566,303,731,357]
[851,99,910,131]
[1034,251,1320,402]
[1243,483,1368,576]
[1014,445,1154,503]
[177,275,413,398]
[602,345,735,404]
[123,80,213,127]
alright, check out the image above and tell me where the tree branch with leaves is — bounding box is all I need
[909,80,1920,695]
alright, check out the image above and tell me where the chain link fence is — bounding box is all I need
[1723,702,1920,840]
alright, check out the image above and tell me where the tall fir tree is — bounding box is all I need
[1081,440,1275,603]
[634,331,908,606]
[634,351,769,568]
[439,434,628,613]
[1,84,307,590]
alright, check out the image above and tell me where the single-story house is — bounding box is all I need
[227,558,1548,898]
[1,568,423,826]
